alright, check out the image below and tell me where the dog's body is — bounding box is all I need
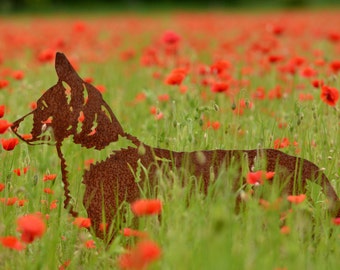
[12,53,340,240]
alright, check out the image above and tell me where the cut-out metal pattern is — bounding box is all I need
[11,53,340,241]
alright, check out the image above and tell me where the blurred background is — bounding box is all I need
[1,0,340,13]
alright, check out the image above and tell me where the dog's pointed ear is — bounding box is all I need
[55,52,82,85]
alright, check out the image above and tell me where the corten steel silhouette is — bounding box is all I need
[11,53,340,240]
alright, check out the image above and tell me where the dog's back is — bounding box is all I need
[83,140,340,239]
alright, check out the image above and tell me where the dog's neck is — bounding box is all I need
[56,132,140,216]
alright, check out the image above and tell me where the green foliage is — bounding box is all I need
[0,54,339,269]
[1,12,340,270]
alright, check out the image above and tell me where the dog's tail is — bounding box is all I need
[319,172,340,218]
[301,158,340,218]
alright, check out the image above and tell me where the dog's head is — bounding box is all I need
[12,52,124,149]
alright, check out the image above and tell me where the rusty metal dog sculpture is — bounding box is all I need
[12,52,340,240]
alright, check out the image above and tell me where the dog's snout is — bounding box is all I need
[11,111,35,143]
[11,116,27,137]
[11,117,23,132]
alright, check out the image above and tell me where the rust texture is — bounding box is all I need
[11,53,340,240]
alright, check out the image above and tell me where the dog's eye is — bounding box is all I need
[40,100,48,110]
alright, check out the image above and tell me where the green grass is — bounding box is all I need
[1,12,340,270]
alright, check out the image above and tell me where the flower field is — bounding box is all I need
[1,10,340,269]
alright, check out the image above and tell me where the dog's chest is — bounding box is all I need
[59,135,137,213]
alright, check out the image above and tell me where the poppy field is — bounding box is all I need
[1,10,340,269]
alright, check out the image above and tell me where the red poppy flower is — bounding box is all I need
[73,20,86,32]
[30,102,37,110]
[320,85,339,106]
[131,199,162,216]
[273,137,290,149]
[277,121,288,129]
[43,174,57,181]
[290,56,305,66]
[164,68,187,86]
[84,239,96,249]
[84,77,94,83]
[300,66,317,78]
[161,30,181,45]
[99,222,108,232]
[13,167,29,176]
[152,71,161,80]
[247,171,275,185]
[41,117,53,125]
[133,92,146,104]
[96,85,106,93]
[122,228,149,238]
[1,197,18,206]
[43,188,54,195]
[17,199,27,207]
[179,85,188,94]
[17,213,46,243]
[155,112,164,120]
[287,194,306,204]
[118,240,161,270]
[37,48,55,63]
[0,105,5,118]
[330,60,340,73]
[59,260,71,270]
[205,120,221,130]
[120,49,136,61]
[280,225,291,235]
[0,119,12,134]
[12,70,24,80]
[22,134,33,140]
[157,94,170,102]
[140,48,159,66]
[0,79,9,89]
[210,60,231,74]
[312,79,324,88]
[84,159,94,168]
[252,87,266,100]
[268,24,284,35]
[73,217,91,228]
[1,138,19,151]
[211,121,221,130]
[268,85,282,99]
[237,99,253,111]
[327,31,340,43]
[149,106,157,115]
[211,81,229,93]
[332,218,340,225]
[50,200,57,210]
[78,111,85,122]
[0,183,5,192]
[315,58,325,67]
[0,236,25,251]
[268,54,283,63]
[198,64,210,75]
